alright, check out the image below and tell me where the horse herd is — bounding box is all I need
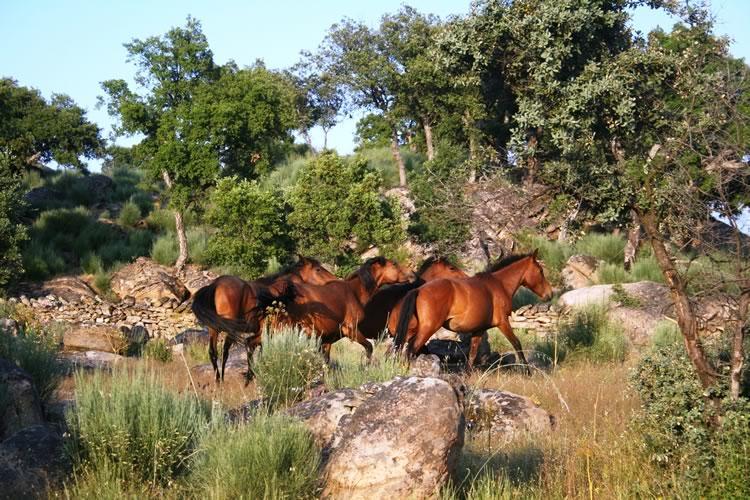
[192,252,553,382]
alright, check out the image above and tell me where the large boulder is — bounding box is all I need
[110,257,190,303]
[38,276,97,303]
[63,324,129,353]
[0,360,44,440]
[322,376,464,499]
[561,255,599,289]
[59,350,126,372]
[286,389,369,449]
[179,265,219,295]
[0,424,68,498]
[465,389,555,444]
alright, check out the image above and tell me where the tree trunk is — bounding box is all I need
[162,171,189,272]
[423,119,434,162]
[624,210,642,271]
[323,128,330,151]
[730,291,748,400]
[557,201,581,244]
[303,130,315,155]
[640,210,718,389]
[525,131,539,188]
[391,129,407,187]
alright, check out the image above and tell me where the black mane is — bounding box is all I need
[417,256,458,276]
[482,253,531,274]
[348,256,387,292]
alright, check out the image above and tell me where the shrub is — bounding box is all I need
[596,262,630,284]
[252,328,327,408]
[143,339,173,363]
[151,233,178,266]
[193,413,320,499]
[146,208,176,233]
[117,201,141,227]
[187,225,212,266]
[651,320,682,349]
[324,339,408,390]
[0,155,27,288]
[129,192,153,216]
[575,233,625,265]
[206,177,294,278]
[517,233,572,285]
[66,367,209,488]
[81,253,104,275]
[0,326,63,402]
[559,304,627,363]
[512,287,540,310]
[630,256,664,283]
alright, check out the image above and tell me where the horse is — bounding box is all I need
[358,256,468,339]
[280,256,415,361]
[389,251,553,371]
[191,256,338,382]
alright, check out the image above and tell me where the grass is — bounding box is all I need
[117,201,142,227]
[574,233,625,265]
[150,226,212,266]
[324,338,408,390]
[354,146,425,189]
[558,304,628,363]
[252,327,327,408]
[143,339,173,363]
[191,413,321,499]
[0,325,63,402]
[650,320,682,349]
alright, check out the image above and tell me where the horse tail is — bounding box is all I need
[191,281,252,336]
[393,288,419,352]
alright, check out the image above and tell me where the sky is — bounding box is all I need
[1,0,748,158]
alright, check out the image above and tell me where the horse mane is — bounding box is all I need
[481,253,531,274]
[417,256,459,276]
[256,256,323,285]
[348,256,387,292]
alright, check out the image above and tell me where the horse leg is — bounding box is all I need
[467,333,483,371]
[321,341,332,363]
[220,335,235,382]
[343,324,373,362]
[498,317,530,374]
[408,318,442,361]
[244,336,262,384]
[208,328,220,382]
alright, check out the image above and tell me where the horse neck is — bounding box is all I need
[487,257,530,295]
[346,274,376,305]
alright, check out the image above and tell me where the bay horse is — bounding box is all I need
[358,257,468,339]
[280,256,415,361]
[390,251,553,370]
[191,256,337,382]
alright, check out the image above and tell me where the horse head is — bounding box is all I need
[359,257,415,291]
[523,249,554,301]
[294,255,338,285]
[418,256,467,281]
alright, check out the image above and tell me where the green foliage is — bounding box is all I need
[260,153,310,190]
[511,287,539,310]
[146,208,176,233]
[0,154,28,287]
[651,320,682,349]
[356,145,424,189]
[288,152,405,266]
[354,114,393,150]
[575,233,625,265]
[117,201,141,227]
[516,233,572,285]
[150,233,178,266]
[324,339,408,390]
[205,177,293,278]
[559,305,628,363]
[193,413,320,499]
[66,367,209,488]
[252,328,327,408]
[630,256,664,283]
[0,326,63,402]
[611,283,642,308]
[143,339,173,363]
[186,226,211,265]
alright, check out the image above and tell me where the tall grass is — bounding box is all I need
[117,201,141,227]
[558,304,628,363]
[252,327,327,408]
[324,338,408,390]
[150,226,211,266]
[150,232,178,266]
[192,413,321,499]
[0,326,63,402]
[66,367,210,488]
[354,146,425,188]
[575,233,625,265]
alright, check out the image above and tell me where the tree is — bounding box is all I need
[287,152,405,269]
[205,177,294,278]
[0,78,103,172]
[288,59,344,151]
[101,17,296,270]
[0,153,27,288]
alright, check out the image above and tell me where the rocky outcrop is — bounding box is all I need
[510,303,563,335]
[63,324,129,353]
[59,351,126,372]
[465,389,555,445]
[562,255,598,289]
[0,424,68,498]
[285,389,369,449]
[0,360,44,440]
[322,376,464,499]
[110,257,190,303]
[179,265,219,295]
[558,281,671,310]
[38,276,97,303]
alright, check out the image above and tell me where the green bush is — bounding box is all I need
[66,367,209,488]
[355,145,424,189]
[559,304,628,363]
[288,152,405,267]
[0,155,27,288]
[81,253,104,275]
[324,339,408,390]
[193,413,320,499]
[151,233,178,266]
[596,262,630,284]
[512,287,540,310]
[575,233,625,265]
[146,208,176,233]
[0,326,63,402]
[117,201,141,227]
[253,328,327,408]
[630,256,665,283]
[143,339,173,363]
[129,191,153,216]
[206,177,294,278]
[187,226,212,266]
[516,233,572,285]
[651,320,682,349]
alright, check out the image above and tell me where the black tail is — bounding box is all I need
[191,282,255,340]
[393,288,419,352]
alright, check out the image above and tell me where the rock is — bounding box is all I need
[110,257,190,303]
[170,328,209,346]
[409,354,442,377]
[80,174,114,204]
[60,351,125,371]
[286,389,368,449]
[124,325,149,351]
[0,319,19,337]
[562,255,599,289]
[0,424,69,498]
[0,360,44,440]
[226,399,266,424]
[179,265,219,295]
[432,327,461,342]
[426,332,493,367]
[322,377,464,499]
[465,389,555,444]
[63,324,128,353]
[38,276,97,303]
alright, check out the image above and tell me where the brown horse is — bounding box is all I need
[390,251,553,370]
[191,256,337,381]
[281,257,415,361]
[358,257,468,339]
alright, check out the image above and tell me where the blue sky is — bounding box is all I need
[1,0,748,157]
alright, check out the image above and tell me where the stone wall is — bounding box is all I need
[510,303,563,336]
